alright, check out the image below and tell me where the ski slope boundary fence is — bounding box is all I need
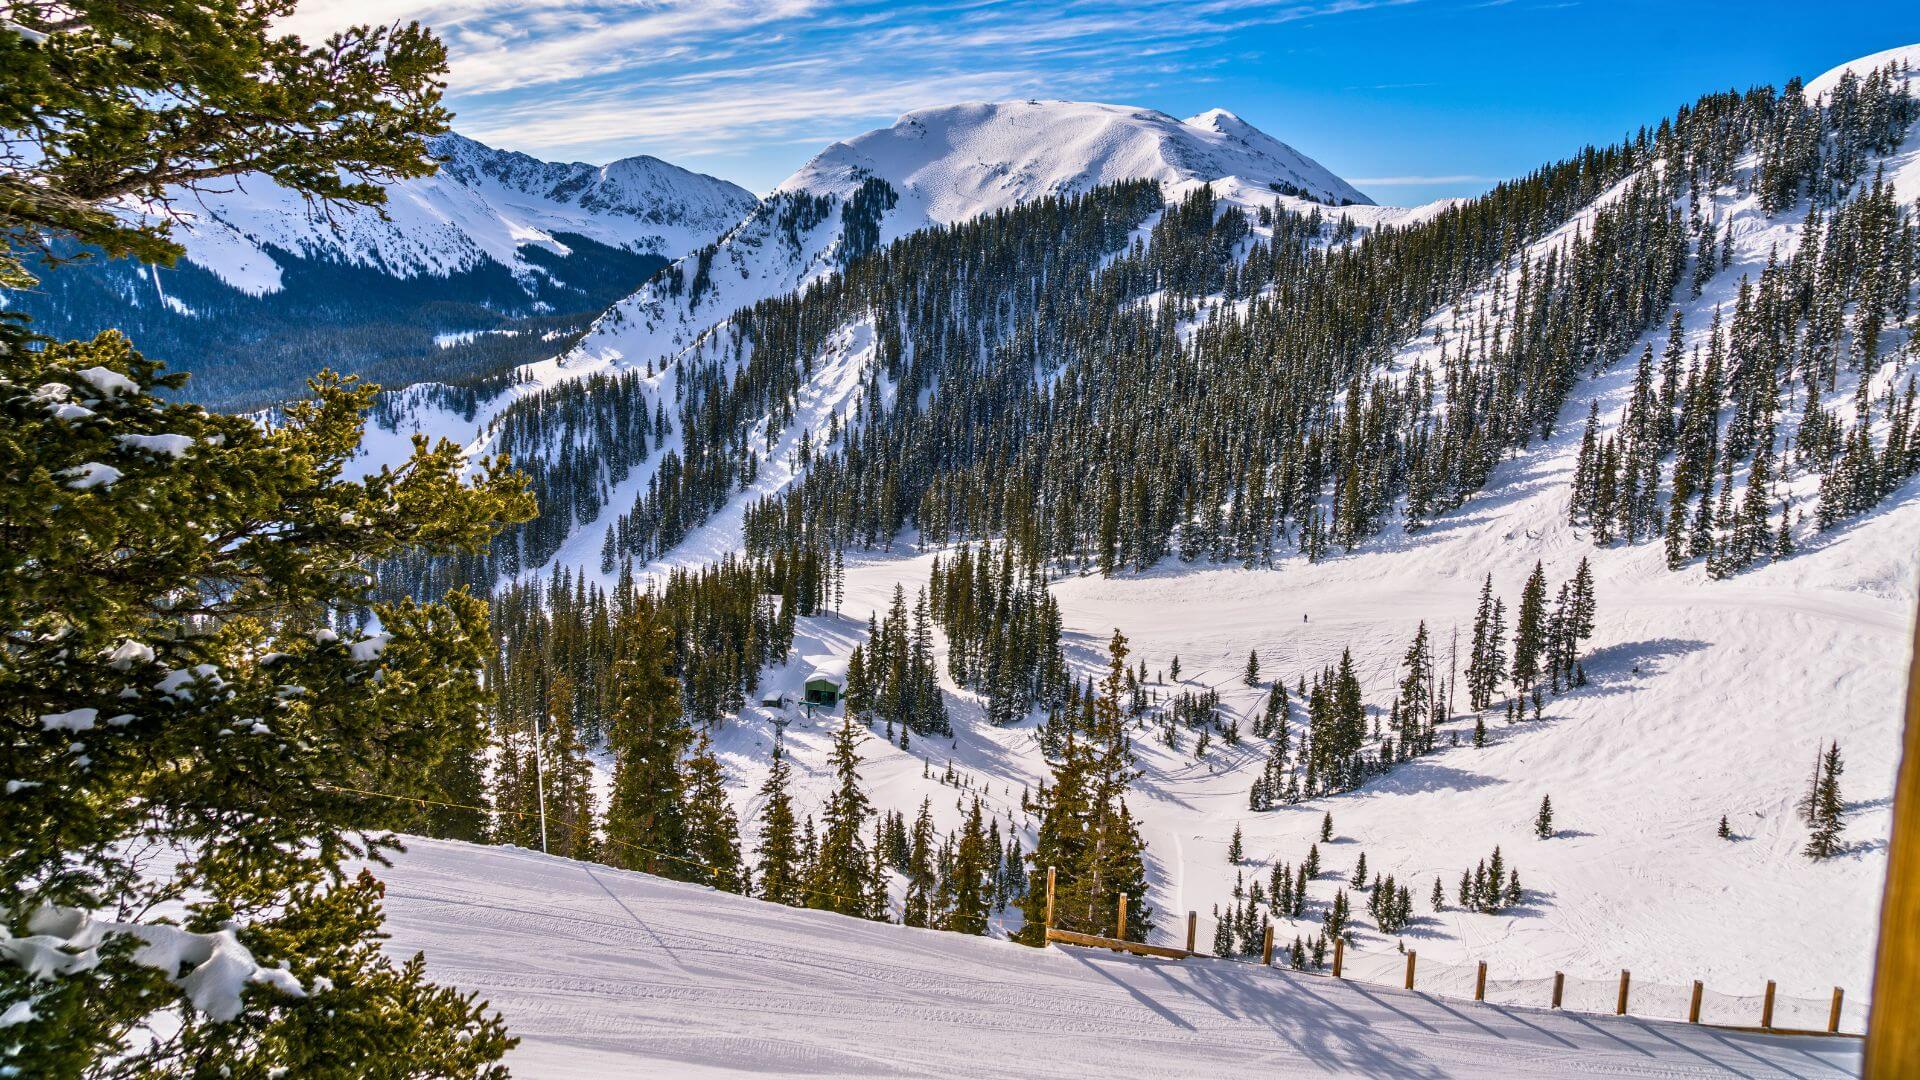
[1039,877,1866,1038]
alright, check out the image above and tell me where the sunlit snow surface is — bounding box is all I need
[379,838,1857,1079]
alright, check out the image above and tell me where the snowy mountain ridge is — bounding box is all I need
[16,132,757,407]
[157,131,756,297]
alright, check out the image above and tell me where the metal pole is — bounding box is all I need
[532,712,549,855]
[1044,866,1056,939]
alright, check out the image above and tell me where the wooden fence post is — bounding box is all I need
[1117,893,1128,941]
[1689,981,1704,1023]
[1261,924,1275,966]
[1864,589,1920,1078]
[1831,987,1845,1034]
[1475,961,1488,1002]
[1762,980,1776,1030]
[1551,972,1564,1009]
[1044,866,1056,940]
[1332,936,1345,978]
[1186,911,1197,955]
[1616,970,1631,1016]
[1405,951,1417,990]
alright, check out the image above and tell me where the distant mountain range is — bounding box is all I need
[6,132,754,409]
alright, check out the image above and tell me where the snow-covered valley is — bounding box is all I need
[340,46,1920,1042]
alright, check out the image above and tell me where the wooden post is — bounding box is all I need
[1261,924,1275,966]
[1044,866,1056,939]
[1689,981,1704,1023]
[1404,951,1417,990]
[1475,961,1488,1002]
[1116,893,1128,941]
[1551,972,1564,1009]
[1761,980,1776,1030]
[1865,590,1920,1078]
[1332,936,1345,978]
[1831,987,1845,1034]
[1616,970,1631,1016]
[1186,911,1197,955]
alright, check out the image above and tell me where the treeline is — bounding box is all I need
[929,540,1071,724]
[744,62,1915,578]
[481,544,840,744]
[422,555,1031,936]
[746,114,1669,570]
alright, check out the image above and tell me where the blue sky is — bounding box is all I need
[291,1,1920,205]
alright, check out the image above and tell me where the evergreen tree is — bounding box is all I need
[603,599,693,878]
[683,729,746,893]
[811,717,880,918]
[1244,649,1262,687]
[1804,741,1847,859]
[754,740,804,906]
[903,799,938,928]
[0,328,530,1075]
[1020,629,1153,943]
[1228,823,1245,864]
[941,797,993,935]
[537,678,598,860]
[0,4,536,1070]
[1534,795,1555,839]
[1511,562,1549,692]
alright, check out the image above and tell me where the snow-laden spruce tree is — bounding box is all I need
[1,2,538,1073]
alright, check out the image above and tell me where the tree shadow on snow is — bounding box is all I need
[1363,761,1501,797]
[1569,637,1711,698]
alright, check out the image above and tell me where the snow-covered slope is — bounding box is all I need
[162,131,755,296]
[354,47,1920,1038]
[545,100,1375,377]
[378,837,1857,1078]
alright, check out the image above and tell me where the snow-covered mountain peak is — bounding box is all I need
[777,99,1371,230]
[499,96,1382,407]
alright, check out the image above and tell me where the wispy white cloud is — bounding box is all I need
[283,0,1423,182]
